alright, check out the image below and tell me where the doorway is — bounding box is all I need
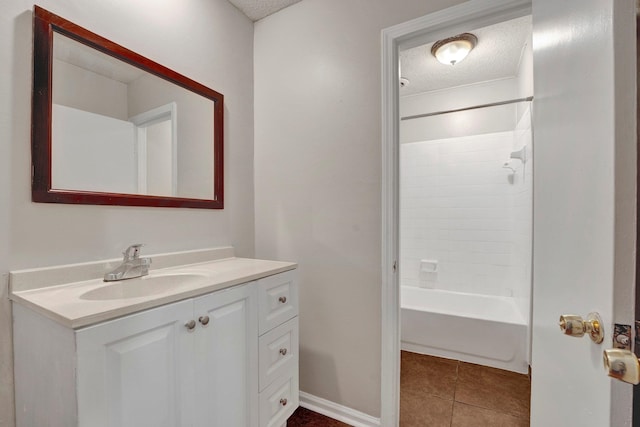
[397,12,533,425]
[381,0,636,426]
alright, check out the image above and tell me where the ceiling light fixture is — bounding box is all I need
[431,33,478,65]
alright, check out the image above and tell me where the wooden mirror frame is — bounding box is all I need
[32,6,224,209]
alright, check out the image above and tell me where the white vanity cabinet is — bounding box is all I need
[75,282,257,427]
[12,269,298,427]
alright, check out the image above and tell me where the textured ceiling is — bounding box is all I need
[400,15,532,96]
[227,0,303,21]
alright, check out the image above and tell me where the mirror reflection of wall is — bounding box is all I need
[51,32,215,199]
[52,104,136,193]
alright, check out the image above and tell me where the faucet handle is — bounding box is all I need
[123,244,144,261]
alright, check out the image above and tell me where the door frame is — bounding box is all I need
[129,102,178,196]
[380,1,533,423]
[634,10,640,425]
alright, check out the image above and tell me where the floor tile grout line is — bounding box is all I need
[450,360,460,427]
[452,360,460,403]
[453,400,531,421]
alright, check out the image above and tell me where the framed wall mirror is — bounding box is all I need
[32,6,224,209]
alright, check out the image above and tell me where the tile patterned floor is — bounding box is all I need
[400,351,531,426]
[288,351,531,426]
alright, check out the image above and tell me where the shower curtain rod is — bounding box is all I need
[401,96,534,121]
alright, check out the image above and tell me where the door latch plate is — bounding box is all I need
[613,323,632,351]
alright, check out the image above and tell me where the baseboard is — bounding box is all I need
[299,391,381,427]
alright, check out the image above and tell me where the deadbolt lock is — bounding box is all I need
[558,312,604,344]
[603,349,640,385]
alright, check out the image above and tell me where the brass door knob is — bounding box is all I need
[603,349,640,385]
[558,312,604,343]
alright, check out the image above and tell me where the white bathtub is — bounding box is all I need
[401,286,529,374]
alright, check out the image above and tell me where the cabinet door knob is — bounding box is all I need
[280,398,288,406]
[279,348,288,356]
[278,296,287,304]
[199,315,210,326]
[185,320,196,331]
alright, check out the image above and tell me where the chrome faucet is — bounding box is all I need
[104,244,152,281]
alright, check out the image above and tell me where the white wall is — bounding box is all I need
[401,76,521,119]
[0,1,254,425]
[401,102,518,142]
[254,0,466,418]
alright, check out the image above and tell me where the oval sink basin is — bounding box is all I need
[80,272,209,301]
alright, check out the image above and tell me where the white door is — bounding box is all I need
[193,282,259,427]
[76,299,195,427]
[530,0,636,425]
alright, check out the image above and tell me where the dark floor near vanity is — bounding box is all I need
[288,351,530,427]
[287,407,350,426]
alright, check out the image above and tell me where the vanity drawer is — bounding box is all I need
[258,271,298,335]
[259,317,299,391]
[259,372,299,427]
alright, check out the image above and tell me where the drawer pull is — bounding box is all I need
[185,320,196,331]
[199,315,210,326]
[280,398,288,406]
[279,348,288,356]
[278,296,287,304]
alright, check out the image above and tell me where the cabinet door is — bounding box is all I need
[193,282,258,427]
[76,299,195,427]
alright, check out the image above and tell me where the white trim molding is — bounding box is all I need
[299,392,381,427]
[380,1,531,426]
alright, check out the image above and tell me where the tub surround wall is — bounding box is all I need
[400,104,532,305]
[0,1,254,425]
[400,129,523,297]
[510,105,533,329]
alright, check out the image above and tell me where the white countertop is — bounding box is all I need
[10,255,296,329]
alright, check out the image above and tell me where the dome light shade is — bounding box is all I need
[431,33,478,65]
